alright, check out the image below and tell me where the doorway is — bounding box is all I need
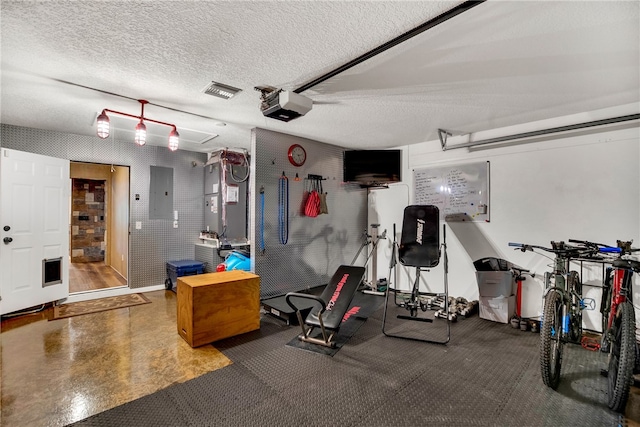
[69,162,129,294]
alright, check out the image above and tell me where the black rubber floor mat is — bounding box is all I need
[68,308,622,427]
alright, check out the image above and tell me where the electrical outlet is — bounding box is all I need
[135,221,142,230]
[173,221,178,228]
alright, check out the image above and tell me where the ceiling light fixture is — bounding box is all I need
[96,99,180,151]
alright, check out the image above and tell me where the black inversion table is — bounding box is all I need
[382,205,451,344]
[286,265,366,348]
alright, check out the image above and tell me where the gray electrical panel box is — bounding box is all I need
[203,163,247,241]
[149,166,174,220]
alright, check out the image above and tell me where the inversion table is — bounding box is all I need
[382,205,451,344]
[286,265,366,348]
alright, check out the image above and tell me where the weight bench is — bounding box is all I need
[285,265,366,348]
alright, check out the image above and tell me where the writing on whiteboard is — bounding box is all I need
[413,162,489,222]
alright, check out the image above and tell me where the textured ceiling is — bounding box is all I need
[1,1,638,153]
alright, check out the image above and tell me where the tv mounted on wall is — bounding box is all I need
[343,149,401,187]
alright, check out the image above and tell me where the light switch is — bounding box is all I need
[135,221,142,230]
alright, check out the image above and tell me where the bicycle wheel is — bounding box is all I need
[568,271,582,343]
[540,290,564,389]
[607,301,636,412]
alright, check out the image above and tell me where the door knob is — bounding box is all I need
[3,237,12,244]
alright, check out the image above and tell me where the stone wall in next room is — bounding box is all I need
[71,178,106,263]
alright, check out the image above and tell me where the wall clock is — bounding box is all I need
[287,144,306,167]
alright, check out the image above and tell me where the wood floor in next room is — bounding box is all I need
[68,261,127,293]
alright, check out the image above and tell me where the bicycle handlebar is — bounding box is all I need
[509,239,638,259]
[568,238,621,254]
[508,242,550,250]
[508,242,546,252]
[508,241,599,258]
[568,238,640,255]
[600,247,623,253]
[568,238,612,248]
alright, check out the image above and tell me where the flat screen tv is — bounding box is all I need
[343,149,401,186]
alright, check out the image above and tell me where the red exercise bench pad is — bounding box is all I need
[305,265,365,330]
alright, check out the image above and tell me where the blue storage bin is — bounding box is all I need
[166,260,205,292]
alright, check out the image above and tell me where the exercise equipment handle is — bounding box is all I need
[285,292,326,313]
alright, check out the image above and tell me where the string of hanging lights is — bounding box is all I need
[96,99,180,151]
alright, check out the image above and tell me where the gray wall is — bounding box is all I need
[0,124,206,289]
[251,128,368,299]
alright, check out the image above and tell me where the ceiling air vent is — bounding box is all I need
[202,81,242,99]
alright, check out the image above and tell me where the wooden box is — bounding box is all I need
[177,271,260,347]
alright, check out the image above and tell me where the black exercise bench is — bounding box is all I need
[286,265,366,348]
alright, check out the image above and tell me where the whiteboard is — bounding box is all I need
[413,161,490,222]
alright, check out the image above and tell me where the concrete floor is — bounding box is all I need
[0,290,231,427]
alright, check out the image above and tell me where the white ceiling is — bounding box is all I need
[1,1,638,153]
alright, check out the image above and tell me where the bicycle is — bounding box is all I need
[508,241,597,389]
[569,238,640,412]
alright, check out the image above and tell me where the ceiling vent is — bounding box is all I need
[202,81,242,99]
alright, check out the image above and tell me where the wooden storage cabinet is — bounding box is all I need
[177,271,260,347]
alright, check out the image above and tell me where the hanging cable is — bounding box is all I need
[229,150,249,182]
[259,186,265,254]
[219,158,228,242]
[278,172,289,244]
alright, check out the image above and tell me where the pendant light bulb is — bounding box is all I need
[96,111,110,139]
[168,128,180,151]
[134,121,147,146]
[98,100,180,152]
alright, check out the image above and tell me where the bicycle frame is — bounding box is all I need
[600,243,639,412]
[543,256,570,336]
[538,242,585,340]
[568,238,638,412]
[509,240,595,389]
[604,266,633,332]
[600,241,637,347]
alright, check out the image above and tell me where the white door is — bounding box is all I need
[0,148,70,315]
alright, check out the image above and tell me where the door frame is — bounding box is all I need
[69,161,130,295]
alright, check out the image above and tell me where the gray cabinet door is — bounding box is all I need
[203,195,220,233]
[203,163,248,241]
[204,165,219,195]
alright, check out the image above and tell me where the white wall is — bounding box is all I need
[369,110,639,329]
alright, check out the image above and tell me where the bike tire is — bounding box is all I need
[568,271,582,343]
[540,290,564,389]
[607,301,636,412]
